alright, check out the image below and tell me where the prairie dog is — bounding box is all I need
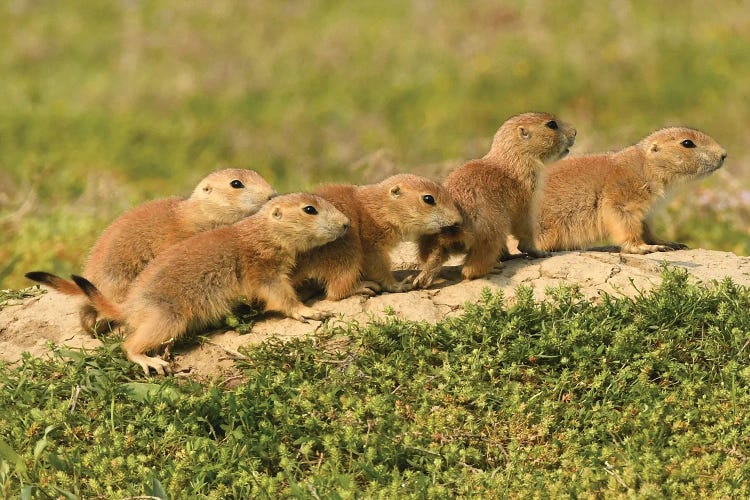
[293,174,462,300]
[535,127,727,254]
[413,112,576,288]
[26,168,276,332]
[73,193,350,376]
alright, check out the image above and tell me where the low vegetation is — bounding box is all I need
[2,270,749,498]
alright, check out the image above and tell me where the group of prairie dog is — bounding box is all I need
[27,112,727,375]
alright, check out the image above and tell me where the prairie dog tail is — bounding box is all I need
[71,275,125,322]
[25,271,84,296]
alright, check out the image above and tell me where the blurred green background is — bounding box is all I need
[1,0,748,289]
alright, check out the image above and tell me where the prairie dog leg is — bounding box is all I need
[517,238,552,258]
[461,238,504,280]
[324,266,365,301]
[413,234,449,289]
[261,280,330,322]
[515,223,551,258]
[642,222,688,250]
[605,208,670,254]
[535,226,561,254]
[363,250,410,293]
[79,303,117,335]
[122,311,183,376]
[355,280,381,296]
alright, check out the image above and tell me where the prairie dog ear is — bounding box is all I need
[518,126,530,139]
[202,184,213,194]
[272,206,282,219]
[650,142,660,153]
[389,185,402,198]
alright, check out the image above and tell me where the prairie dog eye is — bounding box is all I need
[303,205,318,215]
[680,139,696,148]
[230,180,245,188]
[546,120,558,130]
[422,194,436,205]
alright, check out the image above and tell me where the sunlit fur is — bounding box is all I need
[413,112,577,288]
[535,127,727,254]
[74,193,349,376]
[293,174,462,300]
[25,168,276,332]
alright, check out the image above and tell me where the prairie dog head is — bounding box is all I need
[490,112,577,164]
[379,174,463,239]
[263,193,350,253]
[641,127,727,184]
[191,168,277,225]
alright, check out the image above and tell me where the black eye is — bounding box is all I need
[230,180,244,189]
[422,194,435,205]
[546,120,558,130]
[680,139,696,148]
[303,205,318,215]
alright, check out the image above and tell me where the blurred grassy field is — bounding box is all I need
[1,0,749,289]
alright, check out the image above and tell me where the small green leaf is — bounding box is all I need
[123,382,182,404]
[47,453,68,471]
[148,476,169,500]
[0,439,25,473]
[50,485,80,500]
[20,486,33,500]
[33,438,47,460]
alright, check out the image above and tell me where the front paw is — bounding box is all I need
[665,241,688,250]
[359,280,382,295]
[290,306,331,322]
[525,249,552,258]
[384,277,413,293]
[622,244,671,254]
[414,267,444,289]
[412,271,433,289]
[518,245,551,258]
[130,354,172,377]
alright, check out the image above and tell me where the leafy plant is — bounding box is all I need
[1,270,749,497]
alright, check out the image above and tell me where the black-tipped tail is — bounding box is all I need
[71,274,98,298]
[70,274,124,321]
[25,271,83,296]
[25,271,57,285]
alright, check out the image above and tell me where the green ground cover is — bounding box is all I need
[1,1,749,290]
[2,270,750,498]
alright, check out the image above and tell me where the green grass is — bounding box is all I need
[1,0,749,289]
[2,269,750,498]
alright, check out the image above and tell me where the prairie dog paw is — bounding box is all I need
[352,281,381,296]
[517,243,551,259]
[413,270,438,289]
[130,354,172,377]
[384,278,413,293]
[290,306,330,322]
[622,244,671,254]
[665,241,688,250]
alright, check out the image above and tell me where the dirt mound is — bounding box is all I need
[2,248,748,380]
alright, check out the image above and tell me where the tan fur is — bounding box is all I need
[77,193,349,376]
[26,168,276,332]
[413,112,576,288]
[535,127,727,254]
[293,174,462,300]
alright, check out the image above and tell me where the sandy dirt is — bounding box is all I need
[1,246,748,381]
